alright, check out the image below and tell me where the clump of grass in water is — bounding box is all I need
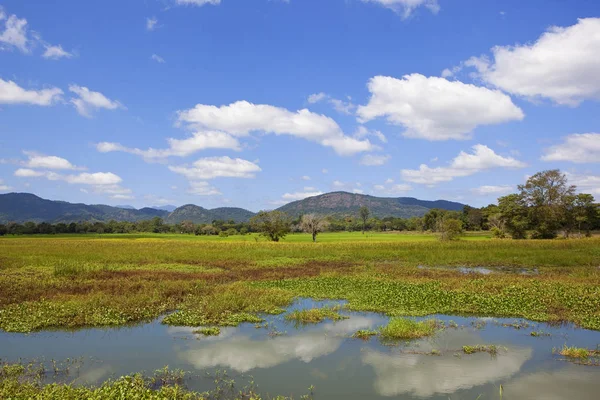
[193,327,220,336]
[555,345,600,359]
[530,330,551,337]
[352,329,378,340]
[462,345,501,355]
[285,306,348,324]
[379,317,440,340]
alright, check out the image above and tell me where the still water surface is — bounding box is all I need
[1,299,599,399]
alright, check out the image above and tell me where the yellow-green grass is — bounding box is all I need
[556,345,600,359]
[285,307,348,324]
[352,329,378,340]
[462,345,501,355]
[0,236,599,332]
[193,327,220,336]
[379,317,440,339]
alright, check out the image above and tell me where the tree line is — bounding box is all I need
[1,170,598,240]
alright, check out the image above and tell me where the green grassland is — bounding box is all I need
[1,233,599,333]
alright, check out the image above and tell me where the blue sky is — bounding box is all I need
[1,0,599,211]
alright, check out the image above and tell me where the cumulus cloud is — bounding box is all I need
[354,126,387,143]
[0,9,29,52]
[541,133,600,164]
[169,156,261,180]
[0,78,63,106]
[360,154,391,166]
[42,45,73,60]
[471,185,514,196]
[97,131,241,161]
[357,74,524,141]
[565,172,600,195]
[151,54,165,63]
[177,100,373,156]
[401,144,526,184]
[14,169,122,185]
[69,85,124,117]
[373,182,412,195]
[281,188,324,201]
[0,178,12,191]
[307,92,355,115]
[361,0,440,19]
[188,181,222,196]
[22,151,82,170]
[301,175,311,181]
[466,18,600,106]
[0,7,72,58]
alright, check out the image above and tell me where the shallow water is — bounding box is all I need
[1,298,599,399]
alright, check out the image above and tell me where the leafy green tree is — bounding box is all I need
[498,194,529,239]
[250,210,291,242]
[359,206,370,234]
[518,169,575,239]
[438,218,463,241]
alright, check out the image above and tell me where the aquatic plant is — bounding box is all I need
[193,327,221,336]
[285,307,348,324]
[379,317,440,340]
[352,329,378,340]
[462,345,501,355]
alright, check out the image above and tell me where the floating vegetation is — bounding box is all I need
[352,329,378,340]
[285,307,349,325]
[530,330,551,337]
[555,345,600,359]
[193,327,221,336]
[379,318,441,340]
[462,345,502,355]
[499,320,533,330]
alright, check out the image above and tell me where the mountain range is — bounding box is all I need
[0,192,466,224]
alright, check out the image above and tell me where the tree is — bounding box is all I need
[567,193,597,237]
[300,214,329,242]
[498,194,529,239]
[359,206,370,234]
[518,169,575,239]
[438,218,463,241]
[250,210,291,242]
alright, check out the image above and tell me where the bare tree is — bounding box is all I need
[300,214,329,242]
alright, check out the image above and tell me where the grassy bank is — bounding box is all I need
[0,235,599,332]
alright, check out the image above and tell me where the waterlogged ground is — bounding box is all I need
[2,299,600,399]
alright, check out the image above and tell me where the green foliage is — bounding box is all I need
[193,327,221,336]
[285,307,348,324]
[438,218,463,241]
[250,211,292,242]
[462,345,500,355]
[352,329,378,340]
[379,317,440,339]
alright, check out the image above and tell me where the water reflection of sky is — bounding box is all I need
[1,299,600,399]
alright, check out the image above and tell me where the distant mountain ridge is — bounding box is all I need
[276,192,465,219]
[0,192,467,224]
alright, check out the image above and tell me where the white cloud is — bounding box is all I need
[307,92,327,104]
[322,169,328,174]
[374,182,412,195]
[541,133,600,164]
[69,85,124,117]
[177,100,373,155]
[331,180,363,193]
[23,152,82,170]
[471,185,514,196]
[169,156,261,180]
[188,181,222,196]
[354,126,387,143]
[175,0,221,6]
[565,172,600,195]
[111,194,134,200]
[361,0,440,19]
[301,175,311,181]
[0,179,11,191]
[0,78,63,106]
[281,190,324,201]
[42,45,73,60]
[0,10,29,52]
[401,144,526,184]
[357,74,524,141]
[97,131,241,161]
[151,54,165,63]
[360,154,391,166]
[466,18,600,106]
[15,169,122,185]
[146,17,158,31]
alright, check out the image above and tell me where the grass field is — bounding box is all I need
[1,233,599,332]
